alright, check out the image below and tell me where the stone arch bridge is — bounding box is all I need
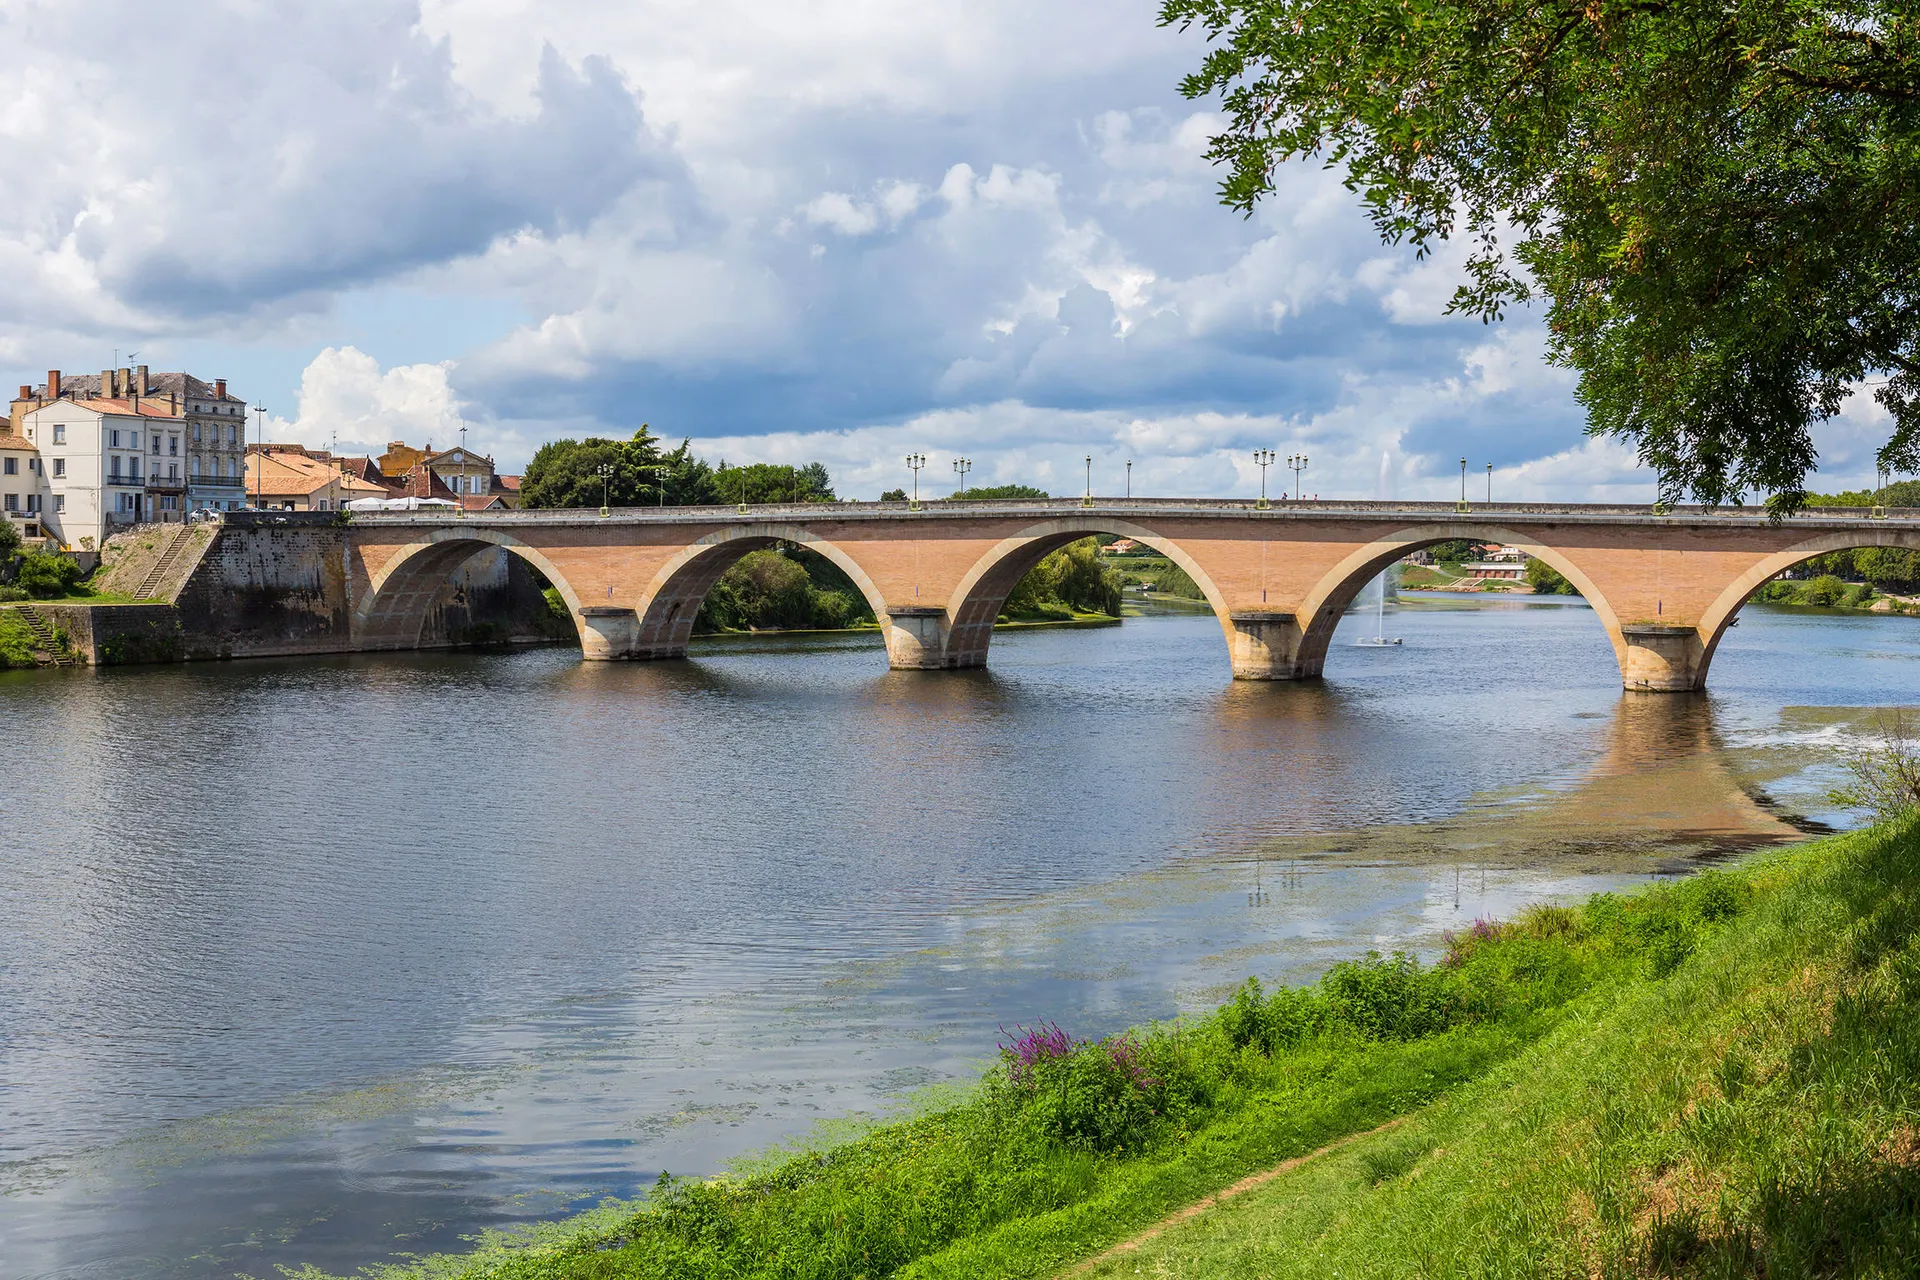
[339,498,1920,692]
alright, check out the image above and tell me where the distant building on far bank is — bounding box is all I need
[374,439,521,510]
[243,445,388,511]
[1461,544,1529,581]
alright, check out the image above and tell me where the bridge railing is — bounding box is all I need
[326,497,1920,526]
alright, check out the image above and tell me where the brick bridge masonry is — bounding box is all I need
[342,498,1920,693]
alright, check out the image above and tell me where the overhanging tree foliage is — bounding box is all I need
[1163,0,1920,511]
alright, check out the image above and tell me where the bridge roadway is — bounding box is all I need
[335,497,1920,691]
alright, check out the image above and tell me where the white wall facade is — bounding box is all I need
[19,402,184,549]
[0,440,51,539]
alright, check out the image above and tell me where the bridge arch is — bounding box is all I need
[1694,526,1920,687]
[628,522,892,660]
[941,517,1234,669]
[1293,523,1628,677]
[355,527,587,650]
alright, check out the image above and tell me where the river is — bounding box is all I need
[0,593,1908,1278]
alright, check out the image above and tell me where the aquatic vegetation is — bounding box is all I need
[305,842,1836,1280]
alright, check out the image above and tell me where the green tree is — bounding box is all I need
[1001,538,1125,619]
[519,426,718,509]
[1426,540,1486,565]
[1165,0,1920,512]
[0,517,20,566]
[694,545,875,632]
[1525,558,1581,596]
[955,483,1049,500]
[880,488,908,502]
[1807,479,1920,508]
[712,462,837,505]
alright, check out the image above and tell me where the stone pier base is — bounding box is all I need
[1620,623,1704,692]
[1228,611,1315,680]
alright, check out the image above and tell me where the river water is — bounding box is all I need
[0,594,1910,1278]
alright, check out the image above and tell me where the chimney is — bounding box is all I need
[215,378,226,400]
[137,364,149,395]
[17,385,29,401]
[46,370,60,399]
[101,369,114,400]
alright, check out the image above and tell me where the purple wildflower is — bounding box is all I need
[999,1021,1074,1086]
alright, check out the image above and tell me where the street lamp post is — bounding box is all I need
[1287,452,1307,501]
[1126,458,1132,499]
[906,452,926,510]
[597,463,613,517]
[1255,449,1276,508]
[1457,457,1469,512]
[251,405,265,510]
[1486,463,1493,504]
[952,455,971,498]
[1083,455,1094,507]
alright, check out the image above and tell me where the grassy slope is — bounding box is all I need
[0,608,37,666]
[1068,823,1920,1279]
[288,825,1920,1280]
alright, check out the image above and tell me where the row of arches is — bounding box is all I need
[350,518,1920,690]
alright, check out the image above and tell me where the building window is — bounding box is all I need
[109,429,120,447]
[168,464,178,480]
[2,457,13,475]
[3,494,14,511]
[54,495,64,513]
[130,432,139,449]
[169,436,178,456]
[192,424,201,442]
[130,460,140,480]
[52,425,64,444]
[111,457,121,479]
[153,436,160,454]
[26,495,40,512]
[52,458,64,477]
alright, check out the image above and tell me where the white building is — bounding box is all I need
[17,396,189,549]
[0,428,50,540]
[12,368,250,514]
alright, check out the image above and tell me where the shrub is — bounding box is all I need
[1802,573,1849,606]
[1829,711,1920,823]
[16,551,83,598]
[1322,952,1454,1039]
[0,585,25,602]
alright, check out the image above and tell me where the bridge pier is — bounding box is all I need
[578,606,641,660]
[1227,611,1317,681]
[884,606,951,669]
[1619,624,1705,693]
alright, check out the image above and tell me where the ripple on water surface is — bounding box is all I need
[0,597,1908,1278]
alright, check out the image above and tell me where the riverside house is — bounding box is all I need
[16,390,192,549]
[0,428,48,540]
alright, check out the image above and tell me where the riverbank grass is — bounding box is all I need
[295,823,1920,1280]
[1069,820,1920,1277]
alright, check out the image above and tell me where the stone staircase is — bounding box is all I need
[12,604,75,667]
[134,526,195,600]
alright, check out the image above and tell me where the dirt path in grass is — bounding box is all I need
[1062,1117,1408,1276]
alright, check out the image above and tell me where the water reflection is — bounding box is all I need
[0,601,1892,1279]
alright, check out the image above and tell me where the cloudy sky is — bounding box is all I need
[0,0,1889,499]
